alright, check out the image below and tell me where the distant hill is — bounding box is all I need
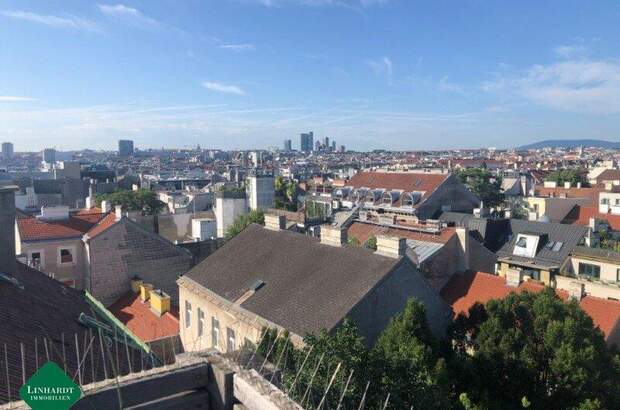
[519,139,620,150]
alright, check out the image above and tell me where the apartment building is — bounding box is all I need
[178,216,452,353]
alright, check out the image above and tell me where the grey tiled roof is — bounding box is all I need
[184,224,402,337]
[496,220,588,267]
[571,246,620,264]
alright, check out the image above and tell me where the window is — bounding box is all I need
[552,242,563,252]
[197,308,205,337]
[29,250,43,268]
[59,248,74,264]
[601,198,609,205]
[578,263,601,279]
[617,269,620,283]
[211,317,220,348]
[515,237,528,248]
[227,327,236,352]
[545,241,556,250]
[185,301,192,328]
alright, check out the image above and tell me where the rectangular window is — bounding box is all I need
[185,301,192,328]
[197,308,204,337]
[227,327,236,352]
[30,251,43,268]
[578,263,601,279]
[212,317,220,348]
[59,248,74,264]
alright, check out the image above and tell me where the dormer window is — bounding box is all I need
[513,234,540,258]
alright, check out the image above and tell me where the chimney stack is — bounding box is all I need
[115,205,123,221]
[505,269,523,287]
[320,226,347,247]
[101,200,111,213]
[375,235,407,259]
[568,281,585,301]
[0,185,18,275]
[264,214,286,231]
[149,289,171,316]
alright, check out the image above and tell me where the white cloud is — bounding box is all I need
[438,76,464,94]
[0,10,100,32]
[0,96,36,102]
[97,4,159,29]
[202,81,246,95]
[366,56,392,85]
[483,59,620,113]
[554,44,588,59]
[219,44,256,52]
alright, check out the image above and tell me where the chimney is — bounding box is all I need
[101,200,111,213]
[264,214,286,231]
[149,289,171,316]
[140,283,154,302]
[505,268,523,287]
[456,227,470,271]
[115,205,123,221]
[0,185,18,275]
[320,226,347,247]
[605,181,613,192]
[375,235,407,259]
[564,181,572,189]
[568,281,585,301]
[576,182,582,189]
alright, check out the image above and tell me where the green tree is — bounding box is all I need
[455,168,504,208]
[96,189,165,215]
[365,235,377,250]
[224,209,265,239]
[373,299,452,409]
[451,289,620,410]
[545,169,589,187]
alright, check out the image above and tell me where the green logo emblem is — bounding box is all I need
[19,362,82,410]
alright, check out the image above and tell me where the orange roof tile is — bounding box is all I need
[85,213,118,239]
[534,186,603,207]
[348,221,456,244]
[348,172,448,199]
[573,205,620,231]
[17,212,106,241]
[108,292,179,343]
[441,271,620,340]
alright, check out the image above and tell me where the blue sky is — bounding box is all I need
[1,0,620,151]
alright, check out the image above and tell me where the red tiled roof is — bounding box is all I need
[348,221,456,244]
[594,169,620,184]
[17,212,106,241]
[534,186,603,207]
[85,213,118,239]
[108,292,179,343]
[347,172,448,197]
[441,271,620,340]
[573,206,620,231]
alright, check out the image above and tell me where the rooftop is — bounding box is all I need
[108,291,179,343]
[182,223,403,337]
[347,171,448,199]
[17,211,107,241]
[441,270,620,342]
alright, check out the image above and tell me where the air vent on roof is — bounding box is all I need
[250,279,265,292]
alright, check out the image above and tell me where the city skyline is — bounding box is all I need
[2,1,620,151]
